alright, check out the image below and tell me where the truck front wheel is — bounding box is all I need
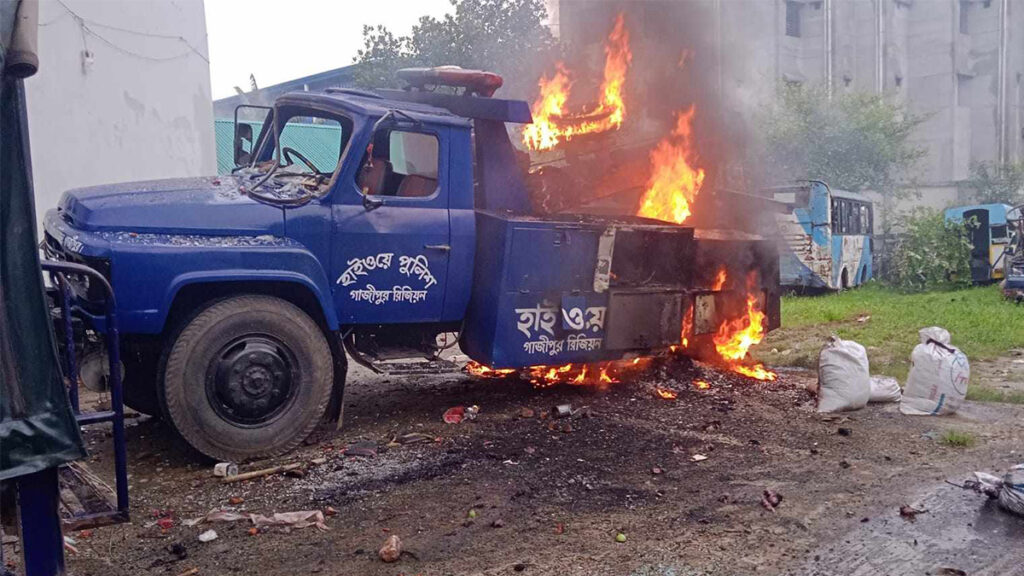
[161,295,333,461]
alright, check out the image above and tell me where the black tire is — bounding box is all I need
[161,295,333,461]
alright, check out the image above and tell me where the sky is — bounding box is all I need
[204,0,453,99]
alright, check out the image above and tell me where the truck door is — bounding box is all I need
[331,125,451,324]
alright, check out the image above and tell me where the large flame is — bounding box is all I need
[713,293,766,362]
[636,106,706,225]
[522,12,631,151]
[712,271,777,381]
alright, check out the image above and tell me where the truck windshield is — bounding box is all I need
[245,107,352,205]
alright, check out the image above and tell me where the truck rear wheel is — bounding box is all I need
[161,295,333,461]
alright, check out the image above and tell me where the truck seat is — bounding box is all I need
[396,175,437,197]
[358,160,391,195]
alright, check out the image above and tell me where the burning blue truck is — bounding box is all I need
[43,68,781,461]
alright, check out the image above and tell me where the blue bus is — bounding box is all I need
[944,203,1013,283]
[770,181,873,290]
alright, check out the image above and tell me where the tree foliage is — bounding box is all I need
[963,161,1024,205]
[760,84,926,196]
[887,208,973,292]
[351,0,556,96]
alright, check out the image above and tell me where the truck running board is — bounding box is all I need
[341,334,463,376]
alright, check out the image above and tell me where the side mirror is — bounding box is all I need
[234,123,254,167]
[232,104,272,169]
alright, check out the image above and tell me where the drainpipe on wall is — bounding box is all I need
[876,0,885,93]
[825,0,834,98]
[998,0,1008,165]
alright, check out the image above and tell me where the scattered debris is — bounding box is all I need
[228,497,244,506]
[964,465,1024,516]
[691,454,708,462]
[934,568,967,576]
[651,467,664,475]
[467,509,478,519]
[519,407,536,419]
[491,519,505,528]
[343,440,379,458]
[615,532,627,543]
[156,518,174,531]
[63,536,78,555]
[761,490,783,512]
[175,568,199,576]
[324,506,338,517]
[197,509,329,531]
[391,432,436,445]
[839,460,851,469]
[379,535,402,563]
[899,505,928,521]
[222,463,302,484]
[283,467,306,479]
[552,404,573,419]
[443,405,480,424]
[837,427,852,437]
[213,462,238,478]
[197,530,218,543]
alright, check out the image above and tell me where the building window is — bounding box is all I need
[959,0,969,34]
[785,1,801,38]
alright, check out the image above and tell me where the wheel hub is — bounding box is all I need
[208,337,298,426]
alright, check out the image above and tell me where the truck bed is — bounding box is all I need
[460,211,779,368]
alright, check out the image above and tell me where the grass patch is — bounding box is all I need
[939,429,977,448]
[760,283,1024,379]
[966,386,1024,405]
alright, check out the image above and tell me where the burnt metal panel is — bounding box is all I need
[609,227,694,288]
[604,289,682,350]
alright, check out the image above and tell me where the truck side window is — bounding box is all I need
[356,129,439,198]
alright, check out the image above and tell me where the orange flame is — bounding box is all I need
[694,380,711,390]
[525,358,650,388]
[655,387,678,399]
[636,106,705,225]
[464,361,517,378]
[711,268,728,291]
[711,272,778,382]
[680,305,694,348]
[714,293,766,361]
[731,364,777,381]
[522,13,631,151]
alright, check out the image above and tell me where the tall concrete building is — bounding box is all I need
[550,0,1024,209]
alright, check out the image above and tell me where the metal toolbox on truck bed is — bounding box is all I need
[460,211,696,368]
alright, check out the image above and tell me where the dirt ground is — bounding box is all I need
[10,357,1024,576]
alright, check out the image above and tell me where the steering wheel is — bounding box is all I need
[282,147,319,173]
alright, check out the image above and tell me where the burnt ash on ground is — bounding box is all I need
[53,359,1024,576]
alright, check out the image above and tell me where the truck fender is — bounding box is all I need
[162,270,340,331]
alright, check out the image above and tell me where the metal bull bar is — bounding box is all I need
[40,259,129,527]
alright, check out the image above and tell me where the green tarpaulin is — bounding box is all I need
[0,0,86,480]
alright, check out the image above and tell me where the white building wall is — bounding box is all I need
[25,0,215,229]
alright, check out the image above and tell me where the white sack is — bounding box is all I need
[900,326,970,416]
[869,375,902,403]
[999,466,1024,517]
[817,336,871,413]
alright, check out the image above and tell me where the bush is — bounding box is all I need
[886,208,973,292]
